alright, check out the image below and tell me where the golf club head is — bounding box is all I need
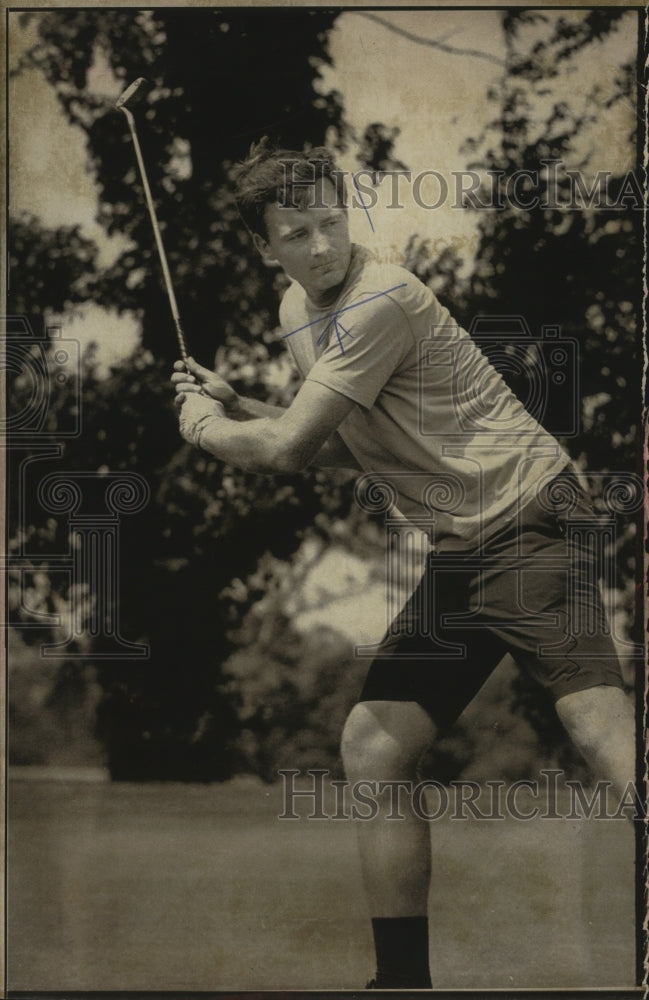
[116,77,149,110]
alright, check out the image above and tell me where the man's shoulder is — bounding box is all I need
[345,246,438,329]
[348,247,433,307]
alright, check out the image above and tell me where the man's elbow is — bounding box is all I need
[263,433,311,475]
[270,447,309,476]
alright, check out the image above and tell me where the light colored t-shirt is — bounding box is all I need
[279,244,569,551]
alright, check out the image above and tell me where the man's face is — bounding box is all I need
[255,178,352,306]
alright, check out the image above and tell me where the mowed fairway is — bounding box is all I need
[8,775,635,991]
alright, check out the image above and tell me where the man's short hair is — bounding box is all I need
[232,137,346,239]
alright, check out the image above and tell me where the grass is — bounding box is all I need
[7,774,636,991]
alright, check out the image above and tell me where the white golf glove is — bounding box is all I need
[178,392,226,450]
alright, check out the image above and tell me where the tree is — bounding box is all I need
[14,9,343,363]
[8,8,355,779]
[464,10,639,473]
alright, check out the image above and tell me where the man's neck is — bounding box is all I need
[307,279,347,310]
[306,246,359,309]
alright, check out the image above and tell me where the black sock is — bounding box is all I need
[371,915,432,989]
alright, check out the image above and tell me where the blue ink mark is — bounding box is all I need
[334,316,346,355]
[315,315,355,355]
[353,173,375,233]
[282,284,407,356]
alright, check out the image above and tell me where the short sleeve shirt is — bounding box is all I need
[279,244,569,551]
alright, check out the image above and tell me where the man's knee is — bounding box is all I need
[340,704,381,779]
[341,701,435,781]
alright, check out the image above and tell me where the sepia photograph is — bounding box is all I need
[4,3,647,996]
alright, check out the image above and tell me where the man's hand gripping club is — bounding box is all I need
[171,356,359,473]
[172,358,233,450]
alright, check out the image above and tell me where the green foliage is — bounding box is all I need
[9,634,104,767]
[9,8,351,779]
[502,9,630,81]
[7,339,363,778]
[356,123,409,175]
[16,8,344,364]
[9,213,98,334]
[225,608,363,781]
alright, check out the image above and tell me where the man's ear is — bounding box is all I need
[252,232,279,266]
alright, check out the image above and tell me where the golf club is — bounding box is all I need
[116,78,189,364]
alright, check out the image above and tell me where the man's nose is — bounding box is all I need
[310,231,329,256]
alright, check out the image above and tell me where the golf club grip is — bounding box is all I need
[123,110,189,363]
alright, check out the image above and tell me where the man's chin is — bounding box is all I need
[318,262,349,288]
[304,253,352,303]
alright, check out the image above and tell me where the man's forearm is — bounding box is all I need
[229,397,359,470]
[179,378,359,475]
[231,395,286,421]
[197,415,359,474]
[197,414,300,473]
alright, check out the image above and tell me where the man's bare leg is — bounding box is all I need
[342,685,636,987]
[554,684,636,800]
[341,700,436,987]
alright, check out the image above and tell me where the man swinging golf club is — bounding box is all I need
[171,140,635,990]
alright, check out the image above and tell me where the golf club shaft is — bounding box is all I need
[121,106,188,364]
